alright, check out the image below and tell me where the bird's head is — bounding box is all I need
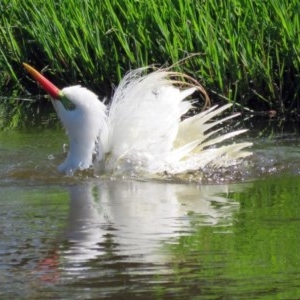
[23,63,107,175]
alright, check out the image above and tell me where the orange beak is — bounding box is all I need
[23,63,62,99]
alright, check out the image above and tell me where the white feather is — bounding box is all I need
[52,86,107,175]
[52,69,252,175]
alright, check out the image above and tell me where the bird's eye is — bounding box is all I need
[60,95,76,111]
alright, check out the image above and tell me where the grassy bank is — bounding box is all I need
[0,0,300,127]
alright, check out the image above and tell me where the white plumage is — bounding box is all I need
[51,68,252,176]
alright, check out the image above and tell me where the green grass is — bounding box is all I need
[0,0,300,127]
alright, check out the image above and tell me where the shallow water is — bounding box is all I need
[1,124,300,299]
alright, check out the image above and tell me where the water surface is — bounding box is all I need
[1,125,300,299]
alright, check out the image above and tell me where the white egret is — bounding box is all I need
[23,63,252,176]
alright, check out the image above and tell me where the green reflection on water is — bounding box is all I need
[1,127,300,299]
[169,175,300,299]
[0,99,59,130]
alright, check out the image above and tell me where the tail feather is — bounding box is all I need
[168,130,251,166]
[197,129,249,151]
[208,142,253,167]
[168,100,252,173]
[176,104,239,147]
[193,104,233,129]
[165,141,252,174]
[198,146,252,169]
[201,112,240,133]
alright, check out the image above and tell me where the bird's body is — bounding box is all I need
[23,64,252,176]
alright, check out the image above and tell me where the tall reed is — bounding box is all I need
[0,0,300,115]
